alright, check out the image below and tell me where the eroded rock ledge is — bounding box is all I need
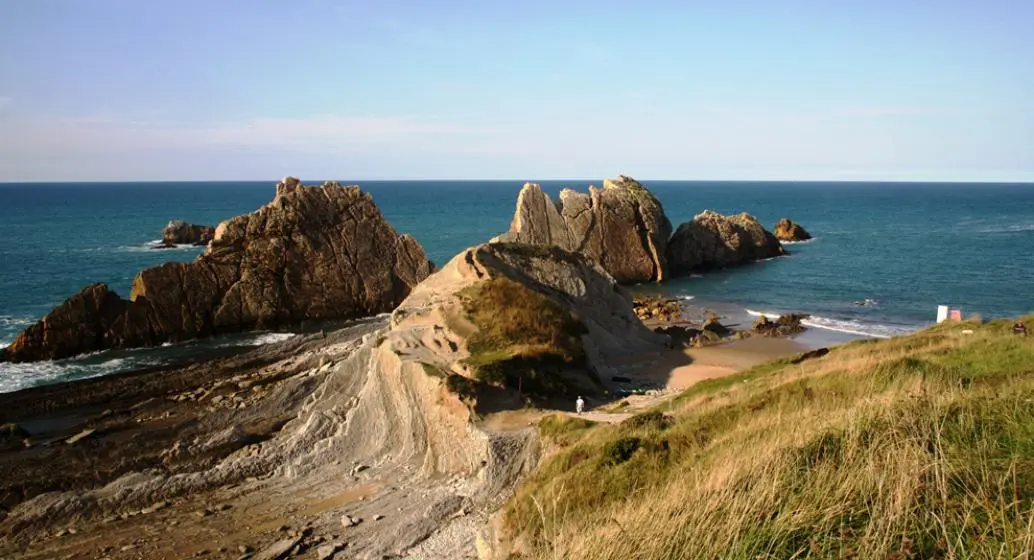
[1,177,433,363]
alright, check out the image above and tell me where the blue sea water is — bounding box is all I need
[1,179,1033,392]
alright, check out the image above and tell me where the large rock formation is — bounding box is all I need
[1,177,433,363]
[666,210,786,275]
[157,220,215,248]
[773,218,812,242]
[391,242,667,394]
[494,176,673,284]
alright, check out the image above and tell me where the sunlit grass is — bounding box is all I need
[501,314,1034,559]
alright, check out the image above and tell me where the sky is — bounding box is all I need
[0,0,1032,182]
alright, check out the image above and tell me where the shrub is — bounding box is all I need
[603,437,641,466]
[458,276,587,395]
[623,411,671,431]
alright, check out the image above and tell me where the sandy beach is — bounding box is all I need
[483,335,812,429]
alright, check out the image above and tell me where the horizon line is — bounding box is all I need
[3,177,1034,185]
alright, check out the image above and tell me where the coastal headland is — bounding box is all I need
[0,176,837,559]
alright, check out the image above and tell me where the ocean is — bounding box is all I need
[1,180,1033,392]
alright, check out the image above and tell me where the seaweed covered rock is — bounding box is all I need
[751,314,808,337]
[2,177,433,363]
[495,176,673,284]
[667,210,786,275]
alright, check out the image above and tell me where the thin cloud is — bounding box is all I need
[197,116,481,148]
[834,106,960,118]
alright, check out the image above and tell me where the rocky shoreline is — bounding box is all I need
[0,174,820,559]
[632,295,809,347]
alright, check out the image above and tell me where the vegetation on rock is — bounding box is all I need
[458,276,587,394]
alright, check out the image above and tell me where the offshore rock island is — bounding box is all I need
[1,177,433,363]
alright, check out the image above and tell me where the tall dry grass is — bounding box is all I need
[503,316,1034,559]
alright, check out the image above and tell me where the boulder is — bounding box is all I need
[666,210,786,275]
[494,175,673,283]
[159,220,215,247]
[1,177,433,363]
[773,218,812,242]
[0,423,29,451]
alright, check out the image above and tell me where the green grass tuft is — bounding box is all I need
[458,276,587,395]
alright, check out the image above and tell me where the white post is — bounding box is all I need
[937,305,949,323]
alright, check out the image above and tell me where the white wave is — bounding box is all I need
[677,295,696,301]
[116,241,205,253]
[240,332,297,347]
[976,224,1034,234]
[0,315,34,328]
[0,356,157,394]
[745,309,915,339]
[781,237,816,245]
[0,339,10,350]
[248,332,296,346]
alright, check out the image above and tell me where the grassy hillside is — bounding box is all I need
[502,316,1034,559]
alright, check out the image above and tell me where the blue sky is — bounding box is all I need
[0,0,1031,181]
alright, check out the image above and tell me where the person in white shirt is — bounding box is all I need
[575,396,585,415]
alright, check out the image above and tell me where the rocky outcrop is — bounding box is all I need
[633,296,684,324]
[1,177,433,363]
[156,220,215,248]
[666,210,786,275]
[391,242,667,394]
[494,176,673,284]
[773,218,812,242]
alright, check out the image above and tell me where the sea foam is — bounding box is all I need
[976,224,1034,234]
